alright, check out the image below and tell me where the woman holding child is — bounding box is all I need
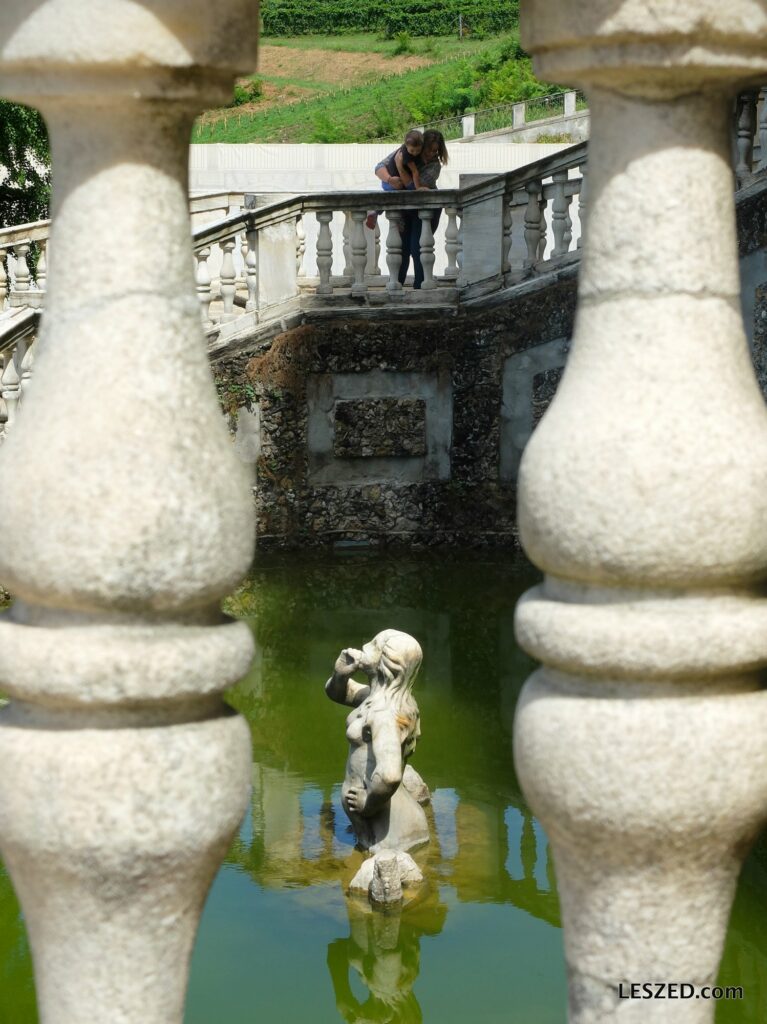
[366,128,450,289]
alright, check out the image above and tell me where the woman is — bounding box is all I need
[325,629,430,853]
[399,129,449,290]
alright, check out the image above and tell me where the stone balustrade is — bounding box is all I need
[189,144,589,351]
[5,79,767,362]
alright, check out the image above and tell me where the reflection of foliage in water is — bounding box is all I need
[717,829,767,1023]
[0,867,38,1023]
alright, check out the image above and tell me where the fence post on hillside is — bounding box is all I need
[564,90,577,116]
[462,112,475,137]
[512,102,526,129]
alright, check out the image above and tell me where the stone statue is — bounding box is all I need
[325,629,430,855]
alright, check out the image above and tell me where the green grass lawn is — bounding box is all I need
[262,31,518,59]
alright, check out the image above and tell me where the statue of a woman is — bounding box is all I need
[325,629,430,854]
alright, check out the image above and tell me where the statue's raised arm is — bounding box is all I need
[325,648,371,707]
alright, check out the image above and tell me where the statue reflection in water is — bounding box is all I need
[327,892,447,1024]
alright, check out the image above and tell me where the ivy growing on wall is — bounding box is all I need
[0,100,50,228]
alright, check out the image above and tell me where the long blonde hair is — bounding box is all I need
[368,629,423,757]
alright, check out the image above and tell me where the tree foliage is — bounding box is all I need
[0,100,50,228]
[261,0,519,38]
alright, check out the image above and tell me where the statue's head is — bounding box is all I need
[362,629,422,695]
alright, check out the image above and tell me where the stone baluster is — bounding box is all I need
[0,345,20,433]
[0,247,7,308]
[759,87,767,171]
[195,246,212,326]
[502,193,513,273]
[238,228,248,290]
[342,210,353,279]
[444,206,459,280]
[316,211,334,295]
[537,196,547,260]
[735,90,757,187]
[19,338,34,399]
[514,5,767,1023]
[13,241,30,292]
[219,236,237,323]
[385,211,404,293]
[295,212,306,278]
[417,210,436,290]
[455,208,464,285]
[35,239,47,290]
[245,224,257,312]
[524,180,542,264]
[552,169,571,256]
[374,221,381,275]
[350,210,368,298]
[0,4,257,1022]
[577,162,588,249]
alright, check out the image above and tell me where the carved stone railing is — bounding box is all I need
[189,143,589,353]
[5,84,767,365]
[734,88,767,187]
[0,308,38,444]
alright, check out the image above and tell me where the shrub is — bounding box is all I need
[392,32,414,55]
[231,78,264,106]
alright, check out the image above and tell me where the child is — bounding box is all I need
[365,129,424,230]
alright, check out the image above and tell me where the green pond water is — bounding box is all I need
[1,550,767,1022]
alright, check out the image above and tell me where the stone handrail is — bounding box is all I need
[191,142,590,351]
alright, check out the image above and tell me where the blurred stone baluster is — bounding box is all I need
[0,2,257,1021]
[514,3,767,1023]
[316,211,334,295]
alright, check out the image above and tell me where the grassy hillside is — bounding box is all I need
[195,35,559,144]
